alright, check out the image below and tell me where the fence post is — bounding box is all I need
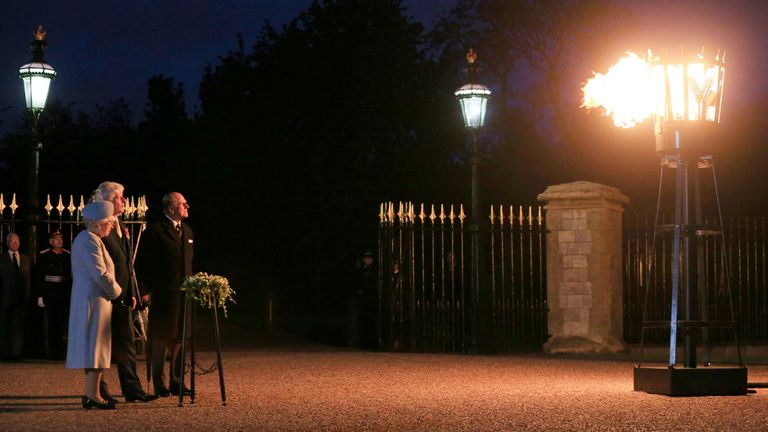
[538,181,628,353]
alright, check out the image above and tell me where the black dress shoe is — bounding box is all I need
[154,386,170,397]
[125,391,159,403]
[82,395,116,410]
[170,385,192,397]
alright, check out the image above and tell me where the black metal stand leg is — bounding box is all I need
[190,305,196,403]
[712,165,744,367]
[212,306,227,405]
[178,296,190,407]
[146,334,152,385]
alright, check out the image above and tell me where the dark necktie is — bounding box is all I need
[175,224,182,238]
[11,253,18,268]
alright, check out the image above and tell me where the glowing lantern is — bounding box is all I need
[19,26,56,115]
[455,49,491,129]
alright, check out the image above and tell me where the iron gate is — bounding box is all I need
[378,202,547,353]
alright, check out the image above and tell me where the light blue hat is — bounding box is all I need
[83,201,114,220]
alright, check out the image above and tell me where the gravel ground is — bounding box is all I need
[1,348,767,431]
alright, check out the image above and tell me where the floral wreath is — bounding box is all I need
[181,272,236,317]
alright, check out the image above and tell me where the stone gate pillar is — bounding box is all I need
[537,181,629,353]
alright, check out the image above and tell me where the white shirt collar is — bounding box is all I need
[165,214,181,228]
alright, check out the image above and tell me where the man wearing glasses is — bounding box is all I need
[136,192,194,397]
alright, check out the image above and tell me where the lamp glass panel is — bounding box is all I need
[29,75,52,110]
[22,77,33,109]
[459,96,488,128]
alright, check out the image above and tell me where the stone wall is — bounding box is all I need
[537,181,629,353]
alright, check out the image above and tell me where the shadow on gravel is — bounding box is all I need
[0,396,82,413]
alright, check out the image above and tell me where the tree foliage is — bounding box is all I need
[433,0,638,144]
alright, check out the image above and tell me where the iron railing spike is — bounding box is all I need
[10,194,18,215]
[56,194,65,214]
[489,205,495,225]
[44,194,53,215]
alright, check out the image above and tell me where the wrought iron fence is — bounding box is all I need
[378,202,547,353]
[623,213,768,344]
[0,192,148,253]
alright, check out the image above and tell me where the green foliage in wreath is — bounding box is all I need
[181,272,236,317]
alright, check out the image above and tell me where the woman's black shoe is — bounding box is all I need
[82,395,116,410]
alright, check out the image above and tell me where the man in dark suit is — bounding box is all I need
[136,192,193,397]
[97,181,156,403]
[35,230,72,360]
[0,233,32,360]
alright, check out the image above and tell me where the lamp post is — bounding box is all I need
[634,48,746,395]
[19,25,56,262]
[455,49,491,353]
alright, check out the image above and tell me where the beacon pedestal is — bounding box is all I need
[634,366,747,396]
[634,151,746,396]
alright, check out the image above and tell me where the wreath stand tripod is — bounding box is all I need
[177,294,228,406]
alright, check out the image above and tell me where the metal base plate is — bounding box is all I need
[634,366,747,396]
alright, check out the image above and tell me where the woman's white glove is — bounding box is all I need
[37,297,45,308]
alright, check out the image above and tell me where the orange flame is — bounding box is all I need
[581,52,657,128]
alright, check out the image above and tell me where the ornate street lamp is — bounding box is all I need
[19,25,56,261]
[582,48,744,395]
[455,51,491,130]
[455,49,491,353]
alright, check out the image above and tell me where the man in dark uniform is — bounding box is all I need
[136,192,193,397]
[35,230,71,359]
[0,233,32,361]
[97,181,156,403]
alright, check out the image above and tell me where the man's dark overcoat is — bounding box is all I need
[102,219,144,396]
[136,218,193,340]
[0,250,32,357]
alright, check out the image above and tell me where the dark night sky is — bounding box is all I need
[0,1,766,131]
[0,0,455,131]
[614,0,768,114]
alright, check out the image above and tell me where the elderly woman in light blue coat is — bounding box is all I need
[66,200,122,410]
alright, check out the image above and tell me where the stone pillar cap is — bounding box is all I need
[537,181,629,205]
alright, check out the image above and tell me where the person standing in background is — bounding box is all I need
[36,230,72,360]
[0,233,32,361]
